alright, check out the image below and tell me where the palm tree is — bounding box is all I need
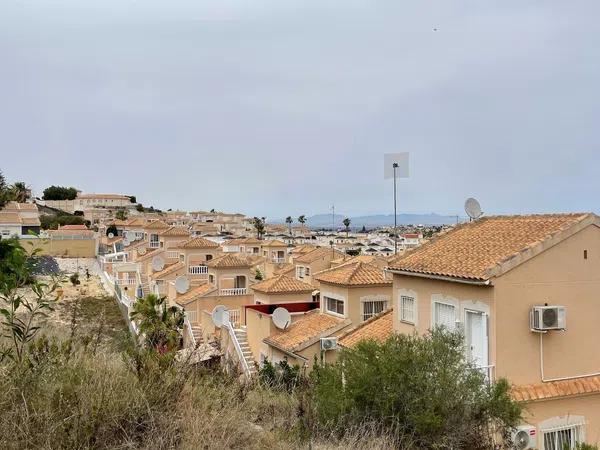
[253,217,265,239]
[343,218,351,237]
[298,215,306,226]
[129,294,185,351]
[285,216,293,236]
[9,182,30,203]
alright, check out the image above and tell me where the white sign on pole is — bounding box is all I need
[384,153,410,179]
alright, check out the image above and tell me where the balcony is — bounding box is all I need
[189,265,208,275]
[115,278,137,286]
[220,288,247,296]
[149,241,160,248]
[166,251,179,259]
[271,257,285,264]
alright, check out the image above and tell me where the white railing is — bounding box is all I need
[166,251,179,259]
[220,288,247,296]
[186,310,198,323]
[223,311,251,380]
[121,292,133,308]
[188,265,208,275]
[149,241,160,248]
[228,309,241,326]
[115,278,137,285]
[271,257,285,264]
[476,364,495,383]
[184,314,196,347]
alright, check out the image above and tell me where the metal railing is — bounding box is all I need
[228,309,241,326]
[220,288,247,296]
[166,251,179,259]
[149,241,160,248]
[115,278,137,285]
[188,265,208,275]
[223,310,251,380]
[186,309,198,323]
[271,257,285,264]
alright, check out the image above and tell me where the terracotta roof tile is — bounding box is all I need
[339,309,393,348]
[262,239,288,248]
[291,244,318,254]
[0,212,22,224]
[158,226,190,237]
[388,214,594,281]
[314,261,391,286]
[511,375,600,402]
[273,263,295,277]
[295,247,344,264]
[206,253,262,269]
[150,262,185,280]
[264,310,350,353]
[175,283,217,305]
[136,248,163,262]
[251,275,314,294]
[4,202,38,211]
[145,220,170,230]
[173,237,220,249]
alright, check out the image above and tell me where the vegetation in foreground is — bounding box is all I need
[0,237,527,449]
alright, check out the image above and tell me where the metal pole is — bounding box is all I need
[393,163,398,254]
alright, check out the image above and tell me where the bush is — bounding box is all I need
[40,214,86,230]
[259,359,304,393]
[309,329,522,449]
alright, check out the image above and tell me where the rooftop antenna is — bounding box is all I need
[464,197,483,222]
[384,153,410,254]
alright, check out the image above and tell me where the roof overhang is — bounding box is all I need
[385,268,492,286]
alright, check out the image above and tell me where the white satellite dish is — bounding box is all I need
[137,247,147,256]
[125,231,136,241]
[122,238,130,246]
[174,276,190,294]
[211,305,227,328]
[464,197,483,220]
[272,307,291,330]
[151,256,165,272]
[108,232,115,239]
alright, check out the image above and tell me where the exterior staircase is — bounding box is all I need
[234,326,257,376]
[191,325,204,345]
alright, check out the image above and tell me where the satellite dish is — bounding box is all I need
[174,276,190,294]
[126,231,137,242]
[464,197,483,220]
[211,305,227,328]
[108,232,115,239]
[122,238,130,246]
[272,307,291,330]
[137,247,146,256]
[151,256,165,272]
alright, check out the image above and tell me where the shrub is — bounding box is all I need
[259,359,304,393]
[309,329,522,449]
[42,185,78,200]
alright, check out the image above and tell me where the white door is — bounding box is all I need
[465,310,488,368]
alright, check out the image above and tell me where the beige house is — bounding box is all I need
[385,213,600,448]
[250,274,315,305]
[293,247,345,287]
[157,226,190,249]
[261,239,289,264]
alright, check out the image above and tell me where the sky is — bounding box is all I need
[1,0,599,220]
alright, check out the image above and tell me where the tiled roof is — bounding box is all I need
[511,375,600,402]
[291,244,317,254]
[338,309,394,348]
[125,218,147,227]
[58,224,88,230]
[145,220,169,229]
[314,261,391,286]
[21,217,41,226]
[262,239,287,247]
[273,263,295,277]
[4,201,38,211]
[136,248,163,262]
[159,226,190,237]
[227,237,263,245]
[264,310,350,353]
[387,214,595,281]
[173,237,219,249]
[150,262,185,280]
[175,283,217,305]
[0,212,22,224]
[251,275,314,294]
[295,247,344,264]
[206,253,262,269]
[331,254,388,268]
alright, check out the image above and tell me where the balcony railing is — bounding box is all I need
[166,251,179,259]
[115,278,137,285]
[189,265,208,275]
[149,241,160,248]
[220,288,247,296]
[271,257,285,264]
[228,309,241,326]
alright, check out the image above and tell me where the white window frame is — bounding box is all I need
[323,293,346,318]
[361,295,389,322]
[540,415,586,450]
[304,267,310,276]
[400,295,416,324]
[296,266,305,279]
[397,289,418,326]
[431,294,459,330]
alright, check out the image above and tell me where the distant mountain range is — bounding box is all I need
[274,213,460,228]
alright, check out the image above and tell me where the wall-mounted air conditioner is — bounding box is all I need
[530,306,566,331]
[511,425,537,449]
[320,337,338,351]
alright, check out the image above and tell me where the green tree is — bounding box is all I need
[310,329,521,449]
[128,195,136,203]
[298,215,306,226]
[136,203,144,212]
[252,217,266,239]
[342,218,351,237]
[42,186,78,200]
[129,294,184,352]
[285,216,293,235]
[115,209,128,221]
[9,181,30,203]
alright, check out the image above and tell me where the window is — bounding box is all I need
[400,296,415,324]
[325,297,344,316]
[296,266,304,279]
[543,424,584,450]
[1,230,9,236]
[434,302,456,329]
[305,267,310,276]
[363,299,388,321]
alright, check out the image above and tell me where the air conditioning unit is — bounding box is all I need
[530,306,566,331]
[320,337,338,351]
[511,425,536,449]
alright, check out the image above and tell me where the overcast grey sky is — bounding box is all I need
[1,0,598,219]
